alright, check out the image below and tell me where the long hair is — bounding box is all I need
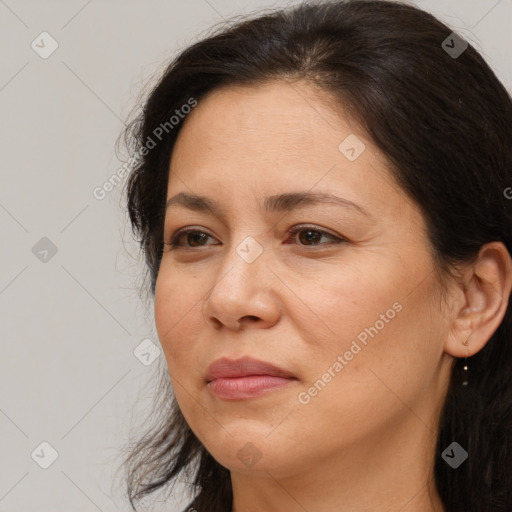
[120,1,512,510]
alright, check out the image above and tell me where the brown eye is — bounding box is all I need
[167,229,217,248]
[185,232,209,247]
[298,229,323,245]
[287,226,345,247]
[166,225,344,250]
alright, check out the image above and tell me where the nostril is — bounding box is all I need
[210,317,223,328]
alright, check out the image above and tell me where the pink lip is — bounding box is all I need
[206,357,296,400]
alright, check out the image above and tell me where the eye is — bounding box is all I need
[164,224,345,251]
[165,228,218,249]
[285,225,345,247]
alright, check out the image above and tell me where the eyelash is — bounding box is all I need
[164,225,346,250]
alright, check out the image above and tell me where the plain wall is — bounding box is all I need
[1,0,510,510]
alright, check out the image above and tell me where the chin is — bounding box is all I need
[197,426,299,477]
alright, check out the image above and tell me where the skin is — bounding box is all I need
[154,80,512,512]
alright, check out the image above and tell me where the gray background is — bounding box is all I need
[1,1,510,511]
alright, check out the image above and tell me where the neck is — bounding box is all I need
[230,412,446,512]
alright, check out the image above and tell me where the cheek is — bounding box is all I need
[292,300,441,450]
[154,267,206,370]
[300,264,399,346]
[296,259,442,394]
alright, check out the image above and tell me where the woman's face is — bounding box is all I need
[154,80,454,478]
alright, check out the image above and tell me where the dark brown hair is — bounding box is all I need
[121,1,512,510]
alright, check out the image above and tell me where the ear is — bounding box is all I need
[444,242,512,358]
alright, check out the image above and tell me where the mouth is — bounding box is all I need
[205,356,297,400]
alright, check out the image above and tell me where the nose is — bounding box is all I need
[202,240,282,331]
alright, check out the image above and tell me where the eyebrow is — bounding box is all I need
[165,191,371,218]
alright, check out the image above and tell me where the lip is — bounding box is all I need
[206,356,296,400]
[206,356,294,381]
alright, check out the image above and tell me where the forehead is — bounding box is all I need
[167,80,404,219]
[172,80,354,163]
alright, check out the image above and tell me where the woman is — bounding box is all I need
[120,1,512,510]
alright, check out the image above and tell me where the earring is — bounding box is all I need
[461,359,469,386]
[462,335,470,386]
